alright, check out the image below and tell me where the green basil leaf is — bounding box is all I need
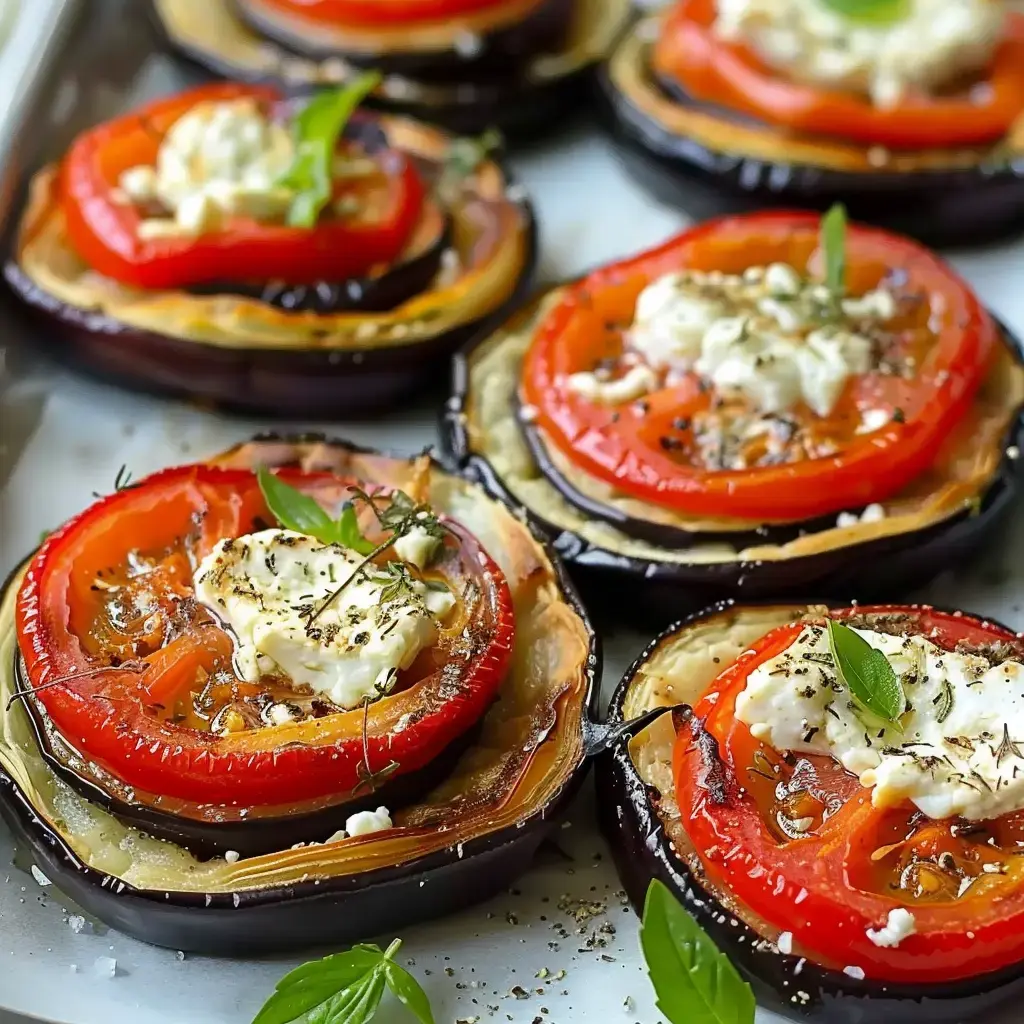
[641,880,755,1024]
[820,202,847,296]
[819,0,910,23]
[827,618,906,725]
[279,71,382,228]
[306,971,386,1024]
[257,467,339,542]
[383,962,436,1024]
[336,503,377,556]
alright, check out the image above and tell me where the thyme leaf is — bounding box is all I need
[935,678,954,725]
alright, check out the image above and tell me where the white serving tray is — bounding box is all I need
[0,6,1022,1022]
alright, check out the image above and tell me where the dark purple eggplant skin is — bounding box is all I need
[595,600,1024,1023]
[149,0,622,138]
[440,316,1024,627]
[1,182,536,421]
[593,48,1024,249]
[0,435,603,956]
[230,0,575,80]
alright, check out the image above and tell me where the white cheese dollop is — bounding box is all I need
[565,365,659,405]
[193,529,455,710]
[866,908,917,948]
[345,806,393,837]
[627,265,890,417]
[121,98,296,238]
[714,0,1004,108]
[735,622,1024,821]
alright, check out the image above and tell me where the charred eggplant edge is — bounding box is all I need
[0,435,601,954]
[595,600,1024,1022]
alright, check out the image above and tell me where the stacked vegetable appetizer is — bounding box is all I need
[152,0,632,134]
[446,207,1024,617]
[598,0,1024,243]
[4,79,535,415]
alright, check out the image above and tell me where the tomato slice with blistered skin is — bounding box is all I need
[520,212,997,522]
[652,0,1024,150]
[673,606,1024,984]
[60,82,425,291]
[15,464,514,810]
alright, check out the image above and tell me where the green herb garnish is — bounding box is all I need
[437,127,503,199]
[257,467,375,554]
[640,879,755,1024]
[277,71,382,229]
[819,0,910,24]
[820,202,847,297]
[935,677,954,725]
[251,939,434,1024]
[827,619,905,727]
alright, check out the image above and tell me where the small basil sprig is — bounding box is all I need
[251,939,434,1024]
[827,618,905,726]
[820,202,847,297]
[277,71,382,229]
[257,467,375,555]
[819,0,910,24]
[641,880,755,1024]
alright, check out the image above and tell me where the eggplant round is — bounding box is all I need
[0,435,600,955]
[3,115,536,419]
[595,601,1024,1023]
[230,0,576,80]
[151,0,633,137]
[594,16,1024,248]
[441,285,1024,625]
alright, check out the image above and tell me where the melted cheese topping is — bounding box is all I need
[118,99,296,238]
[715,0,1005,108]
[735,623,1024,821]
[616,264,892,417]
[193,529,455,710]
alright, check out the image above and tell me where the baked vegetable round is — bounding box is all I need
[597,601,1024,1022]
[4,82,535,417]
[596,2,1024,246]
[152,0,632,137]
[0,436,598,953]
[443,211,1024,622]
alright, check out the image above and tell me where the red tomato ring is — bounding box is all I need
[60,82,425,291]
[520,211,998,522]
[15,464,515,810]
[652,0,1024,150]
[254,0,527,26]
[674,605,1024,984]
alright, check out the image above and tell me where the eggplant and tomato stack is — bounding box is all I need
[0,437,597,954]
[4,78,535,417]
[444,208,1024,621]
[152,0,632,136]
[599,602,1024,1022]
[597,0,1024,246]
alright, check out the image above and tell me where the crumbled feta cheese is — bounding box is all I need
[120,98,297,238]
[715,0,1004,108]
[836,502,886,528]
[93,957,118,979]
[843,965,866,981]
[193,529,455,710]
[345,806,393,837]
[735,623,1024,821]
[224,850,240,864]
[857,407,892,434]
[866,908,917,948]
[565,365,659,405]
[627,265,892,417]
[777,931,794,955]
[392,524,440,569]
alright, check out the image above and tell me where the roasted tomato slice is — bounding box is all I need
[520,211,997,522]
[673,606,1024,984]
[652,0,1024,150]
[60,82,425,291]
[255,0,526,25]
[15,464,514,811]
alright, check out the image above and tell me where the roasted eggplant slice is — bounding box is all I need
[596,10,1024,247]
[442,214,1024,622]
[151,0,632,136]
[597,602,1024,1022]
[4,86,535,418]
[0,436,599,954]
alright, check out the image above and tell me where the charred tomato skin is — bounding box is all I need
[596,600,1024,1023]
[594,20,1024,249]
[442,313,1024,627]
[0,436,603,954]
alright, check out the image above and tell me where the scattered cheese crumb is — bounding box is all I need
[776,931,793,955]
[843,965,866,980]
[224,850,240,864]
[30,865,51,887]
[866,908,917,948]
